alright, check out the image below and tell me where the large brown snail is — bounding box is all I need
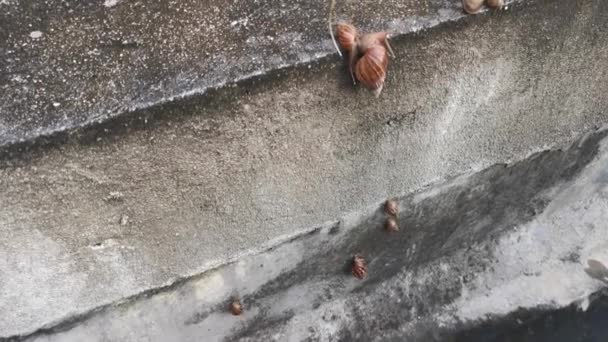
[335,23,395,97]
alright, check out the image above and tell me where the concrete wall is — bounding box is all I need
[16,127,608,341]
[2,0,608,339]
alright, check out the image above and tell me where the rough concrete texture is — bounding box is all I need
[0,0,469,146]
[456,290,608,341]
[11,127,608,341]
[2,0,608,338]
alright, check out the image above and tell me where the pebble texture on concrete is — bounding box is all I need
[2,0,608,338]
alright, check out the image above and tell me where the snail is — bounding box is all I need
[336,22,357,53]
[385,217,399,232]
[355,44,389,97]
[384,198,399,216]
[462,0,484,14]
[486,0,504,9]
[352,254,368,279]
[335,23,358,84]
[229,298,243,315]
[335,23,395,97]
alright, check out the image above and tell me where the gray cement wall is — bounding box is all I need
[15,126,608,341]
[2,0,608,339]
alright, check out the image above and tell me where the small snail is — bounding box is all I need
[384,198,398,216]
[352,254,368,279]
[336,23,357,53]
[230,298,243,315]
[335,23,395,97]
[385,217,399,232]
[486,0,504,9]
[462,0,484,14]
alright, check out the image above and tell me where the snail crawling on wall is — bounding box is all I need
[327,0,395,97]
[333,23,395,97]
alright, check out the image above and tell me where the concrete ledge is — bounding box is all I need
[0,0,472,146]
[2,0,608,337]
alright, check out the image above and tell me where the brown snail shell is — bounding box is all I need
[463,0,484,14]
[230,298,243,315]
[384,198,398,216]
[352,254,367,279]
[486,0,504,8]
[336,23,358,52]
[385,217,399,232]
[355,44,388,97]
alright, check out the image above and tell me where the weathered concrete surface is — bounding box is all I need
[0,0,468,146]
[11,127,608,341]
[455,289,608,341]
[2,0,608,338]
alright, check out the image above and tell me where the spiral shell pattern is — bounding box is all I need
[355,45,388,97]
[352,255,368,279]
[336,23,358,52]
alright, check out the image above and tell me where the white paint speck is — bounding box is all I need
[103,0,119,8]
[52,102,61,107]
[29,31,43,39]
[230,18,249,27]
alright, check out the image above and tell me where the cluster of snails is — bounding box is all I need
[229,198,402,313]
[225,0,510,317]
[328,0,505,96]
[349,198,401,280]
[463,0,504,14]
[334,23,395,97]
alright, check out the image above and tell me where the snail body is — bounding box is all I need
[462,0,484,14]
[486,0,504,8]
[335,23,394,97]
